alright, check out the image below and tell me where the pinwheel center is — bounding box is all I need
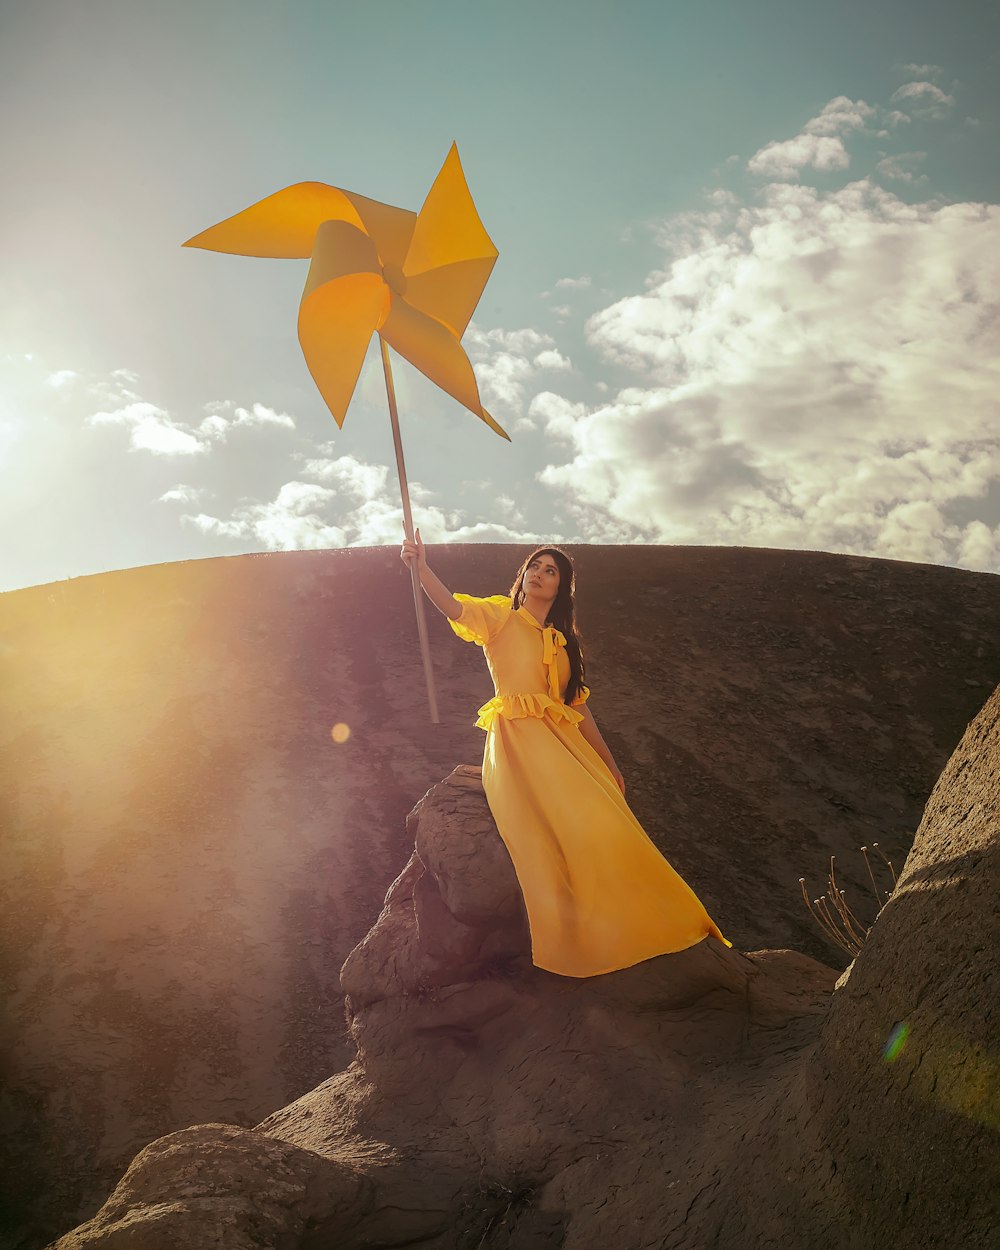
[382,263,408,296]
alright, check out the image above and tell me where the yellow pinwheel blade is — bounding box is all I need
[303,219,382,299]
[298,219,389,425]
[299,274,387,427]
[183,182,364,258]
[407,143,498,271]
[404,257,497,338]
[183,144,506,441]
[346,192,416,275]
[183,183,416,263]
[380,296,509,441]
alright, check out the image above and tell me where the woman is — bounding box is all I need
[400,529,729,978]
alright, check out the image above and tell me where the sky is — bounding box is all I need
[1,0,999,593]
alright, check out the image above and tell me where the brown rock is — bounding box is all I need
[47,1125,369,1250]
[714,684,1000,1248]
[47,679,998,1248]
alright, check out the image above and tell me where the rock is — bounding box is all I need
[339,765,531,1016]
[47,682,999,1248]
[714,684,1000,1249]
[50,766,839,1247]
[48,1124,370,1249]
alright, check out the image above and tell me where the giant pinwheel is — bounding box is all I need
[183,143,505,722]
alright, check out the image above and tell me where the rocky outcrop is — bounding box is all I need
[48,1125,370,1250]
[49,680,999,1249]
[715,684,1000,1248]
[5,544,1000,1247]
[51,763,838,1248]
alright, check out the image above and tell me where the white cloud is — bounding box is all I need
[465,324,574,419]
[956,520,1000,572]
[533,348,571,371]
[87,401,207,456]
[554,275,592,290]
[84,391,298,457]
[748,133,849,180]
[46,370,78,389]
[183,481,346,548]
[299,452,389,500]
[802,96,876,137]
[182,513,250,540]
[159,483,208,504]
[747,96,875,180]
[890,82,956,119]
[529,391,587,441]
[185,449,550,553]
[899,64,943,81]
[199,400,296,439]
[532,176,1000,573]
[88,368,140,404]
[875,110,911,137]
[876,151,928,184]
[495,493,524,524]
[184,491,548,551]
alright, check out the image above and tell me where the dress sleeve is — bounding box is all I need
[570,683,590,707]
[448,594,514,647]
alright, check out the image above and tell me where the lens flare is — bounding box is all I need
[331,722,351,744]
[883,1021,910,1062]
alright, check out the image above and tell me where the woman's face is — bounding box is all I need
[523,553,560,602]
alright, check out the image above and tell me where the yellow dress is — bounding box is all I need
[450,593,730,978]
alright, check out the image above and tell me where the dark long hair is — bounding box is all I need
[508,546,587,706]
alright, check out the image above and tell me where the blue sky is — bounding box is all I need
[1,0,998,592]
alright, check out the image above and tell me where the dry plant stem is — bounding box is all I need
[860,845,884,907]
[801,843,897,957]
[827,888,860,945]
[800,880,848,953]
[825,890,865,955]
[827,860,855,934]
[381,337,439,724]
[809,888,856,955]
[827,877,868,947]
[813,897,854,954]
[820,895,862,957]
[801,874,862,956]
[871,842,898,887]
[827,858,868,947]
[836,890,870,942]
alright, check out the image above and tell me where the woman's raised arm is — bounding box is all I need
[400,528,462,620]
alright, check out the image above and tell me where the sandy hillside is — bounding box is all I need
[48,678,1000,1249]
[2,542,998,1248]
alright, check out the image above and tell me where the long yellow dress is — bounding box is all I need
[450,593,730,978]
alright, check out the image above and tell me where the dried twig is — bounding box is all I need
[871,842,897,887]
[799,841,896,957]
[860,845,884,908]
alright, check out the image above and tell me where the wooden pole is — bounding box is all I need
[380,337,440,724]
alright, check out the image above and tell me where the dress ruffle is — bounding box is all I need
[449,594,513,646]
[474,691,585,732]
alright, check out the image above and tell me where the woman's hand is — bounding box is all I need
[400,527,427,571]
[399,528,461,619]
[610,765,626,797]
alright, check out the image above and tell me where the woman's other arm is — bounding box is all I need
[400,528,462,620]
[577,704,626,796]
